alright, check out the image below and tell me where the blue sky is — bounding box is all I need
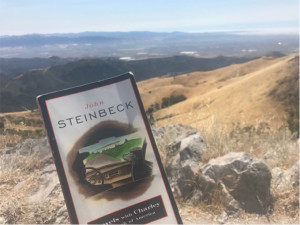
[0,0,299,35]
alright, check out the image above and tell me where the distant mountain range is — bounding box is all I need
[0,31,298,58]
[0,56,75,81]
[0,55,258,112]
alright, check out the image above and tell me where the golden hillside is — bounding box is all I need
[1,54,298,148]
[138,54,299,131]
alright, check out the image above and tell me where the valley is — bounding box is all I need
[0,55,257,113]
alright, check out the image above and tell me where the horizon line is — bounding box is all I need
[1,28,299,37]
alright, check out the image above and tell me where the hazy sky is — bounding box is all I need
[0,0,299,35]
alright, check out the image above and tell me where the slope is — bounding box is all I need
[138,54,299,132]
[0,55,256,112]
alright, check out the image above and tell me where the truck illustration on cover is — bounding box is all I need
[76,132,153,189]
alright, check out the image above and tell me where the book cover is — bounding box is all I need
[36,72,182,224]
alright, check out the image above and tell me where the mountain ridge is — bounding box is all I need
[0,55,257,112]
[138,53,299,132]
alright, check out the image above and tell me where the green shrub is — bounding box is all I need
[0,117,4,129]
[161,94,187,108]
[146,103,160,125]
[287,110,299,137]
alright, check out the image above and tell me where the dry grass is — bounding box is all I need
[200,119,299,222]
[152,113,299,223]
[0,53,298,224]
[0,109,45,149]
[273,189,299,220]
[199,118,299,169]
[140,54,298,133]
[0,146,70,224]
[0,153,42,185]
[0,152,43,223]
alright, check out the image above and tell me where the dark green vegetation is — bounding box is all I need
[146,103,160,125]
[0,55,257,112]
[161,94,187,108]
[146,94,186,124]
[268,55,299,137]
[0,56,74,81]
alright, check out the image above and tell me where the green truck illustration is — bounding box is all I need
[76,132,152,188]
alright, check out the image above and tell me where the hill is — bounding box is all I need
[138,53,299,133]
[0,56,74,81]
[0,55,256,112]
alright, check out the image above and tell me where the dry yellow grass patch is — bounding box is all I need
[0,110,45,148]
[138,54,298,131]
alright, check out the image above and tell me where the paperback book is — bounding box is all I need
[36,72,182,224]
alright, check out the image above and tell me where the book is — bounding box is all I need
[36,72,182,224]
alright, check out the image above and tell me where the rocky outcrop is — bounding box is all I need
[167,129,207,168]
[152,124,197,163]
[2,124,296,223]
[153,125,207,201]
[155,125,273,214]
[272,161,299,191]
[3,138,53,164]
[168,150,273,214]
[0,138,69,224]
[201,152,272,214]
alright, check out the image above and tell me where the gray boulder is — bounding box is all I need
[201,151,272,214]
[3,137,53,164]
[152,124,197,164]
[28,164,59,203]
[162,127,207,201]
[167,129,206,169]
[153,125,273,214]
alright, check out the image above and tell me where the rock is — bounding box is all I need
[271,167,289,190]
[272,161,299,191]
[201,152,272,214]
[15,138,36,155]
[13,180,26,190]
[42,164,56,174]
[31,138,52,162]
[152,124,196,163]
[176,166,202,201]
[152,124,194,144]
[0,137,69,223]
[28,169,60,203]
[154,125,207,202]
[289,161,299,188]
[0,216,5,224]
[218,211,228,224]
[2,146,16,155]
[166,129,206,159]
[216,181,241,213]
[4,138,53,164]
[54,205,69,224]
